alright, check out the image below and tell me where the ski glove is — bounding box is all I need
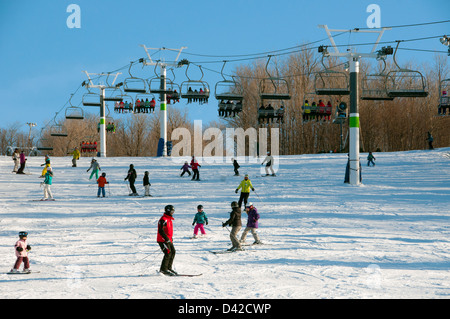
[235,189,238,193]
[26,245,31,251]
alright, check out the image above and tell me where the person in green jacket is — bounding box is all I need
[235,174,255,208]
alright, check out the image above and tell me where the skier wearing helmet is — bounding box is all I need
[222,201,242,251]
[157,205,176,275]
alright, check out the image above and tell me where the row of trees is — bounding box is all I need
[1,49,448,157]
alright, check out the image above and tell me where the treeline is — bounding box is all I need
[1,49,448,157]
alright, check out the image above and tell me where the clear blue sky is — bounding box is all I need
[0,0,448,134]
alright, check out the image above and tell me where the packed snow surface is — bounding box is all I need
[1,149,449,299]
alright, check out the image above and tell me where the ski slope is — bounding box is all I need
[0,148,449,299]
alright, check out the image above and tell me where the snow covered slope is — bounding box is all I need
[0,149,449,299]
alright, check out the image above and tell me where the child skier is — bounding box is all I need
[87,158,101,180]
[222,201,242,251]
[240,203,261,245]
[97,172,109,197]
[180,162,191,177]
[42,166,54,200]
[261,151,275,176]
[10,231,32,273]
[192,205,208,238]
[232,158,240,176]
[367,152,376,167]
[143,171,151,196]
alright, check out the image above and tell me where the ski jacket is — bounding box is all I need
[125,168,137,182]
[44,172,53,185]
[190,159,201,170]
[318,101,326,113]
[193,211,208,225]
[233,160,240,169]
[246,207,260,228]
[262,155,273,167]
[20,153,26,164]
[97,176,107,187]
[237,179,253,193]
[143,174,150,186]
[15,239,28,257]
[181,164,191,171]
[157,213,174,243]
[71,149,80,159]
[224,208,242,227]
[12,152,20,162]
[87,161,101,172]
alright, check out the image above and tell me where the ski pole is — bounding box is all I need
[124,180,131,194]
[132,247,161,266]
[253,190,262,201]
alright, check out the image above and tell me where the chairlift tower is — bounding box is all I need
[82,71,122,157]
[140,45,187,157]
[318,25,391,185]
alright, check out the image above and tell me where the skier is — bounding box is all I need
[143,171,151,196]
[240,203,261,245]
[190,156,201,181]
[69,147,81,167]
[87,158,101,180]
[261,151,275,176]
[157,205,176,276]
[367,151,376,167]
[235,174,255,208]
[180,161,191,177]
[124,164,138,196]
[10,231,32,273]
[426,132,434,150]
[16,151,27,174]
[192,205,208,238]
[222,201,242,251]
[12,148,20,172]
[41,166,54,200]
[40,156,50,178]
[232,158,240,176]
[97,172,108,197]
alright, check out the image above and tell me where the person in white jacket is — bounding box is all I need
[261,151,275,176]
[12,148,20,172]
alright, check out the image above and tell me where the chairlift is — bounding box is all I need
[215,61,244,101]
[438,78,450,115]
[315,55,350,96]
[259,56,291,100]
[180,64,210,103]
[65,94,85,120]
[134,92,156,114]
[361,58,393,101]
[104,87,124,102]
[82,92,101,107]
[50,124,68,137]
[386,41,428,98]
[123,62,147,94]
[114,94,134,114]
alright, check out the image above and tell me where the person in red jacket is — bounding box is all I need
[157,205,176,275]
[190,156,201,181]
[97,172,108,197]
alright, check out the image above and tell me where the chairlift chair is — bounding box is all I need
[386,41,428,98]
[315,69,350,96]
[180,63,210,102]
[104,88,124,102]
[50,124,68,137]
[361,59,393,101]
[65,94,85,119]
[65,106,84,120]
[438,78,450,115]
[259,57,291,101]
[215,63,244,101]
[122,62,147,94]
[82,92,102,107]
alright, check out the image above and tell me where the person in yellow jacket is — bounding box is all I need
[40,156,50,178]
[69,147,81,167]
[235,174,255,208]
